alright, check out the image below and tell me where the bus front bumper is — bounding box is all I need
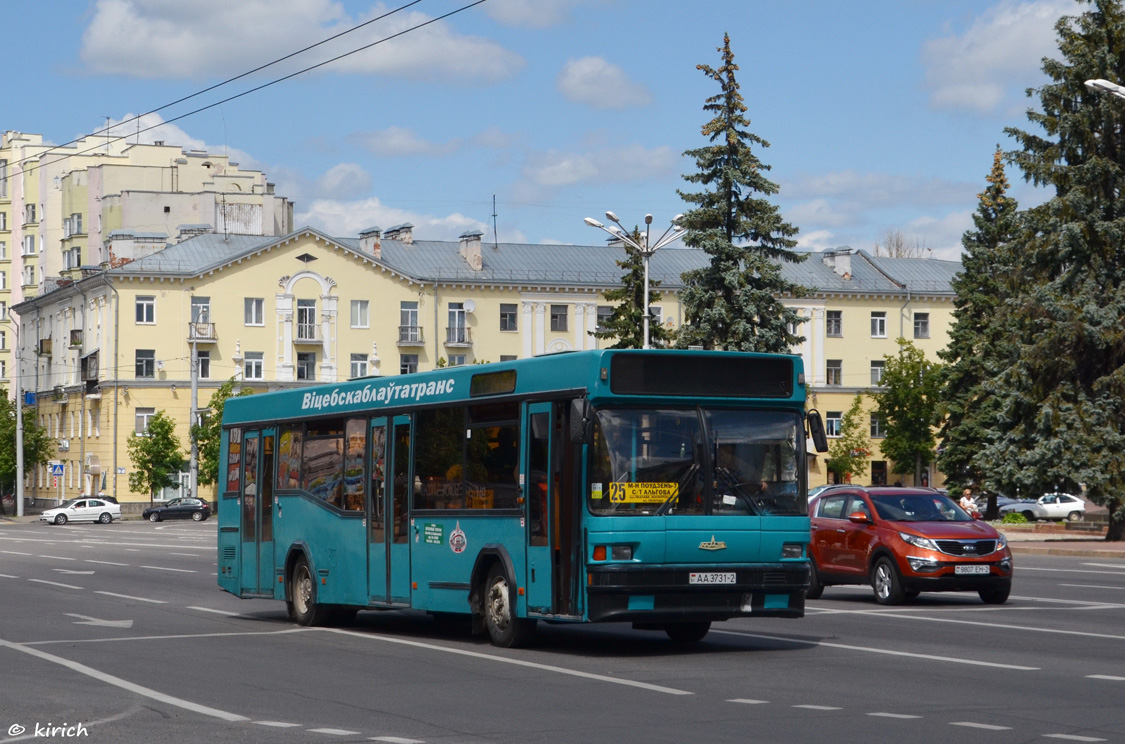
[584,562,809,622]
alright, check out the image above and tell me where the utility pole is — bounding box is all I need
[15,336,24,518]
[189,338,198,500]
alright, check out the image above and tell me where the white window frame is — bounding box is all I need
[870,360,885,386]
[135,407,156,435]
[136,296,155,324]
[913,312,930,339]
[350,353,368,378]
[870,311,887,338]
[826,310,843,337]
[244,351,264,380]
[350,300,369,329]
[826,411,842,437]
[244,298,264,326]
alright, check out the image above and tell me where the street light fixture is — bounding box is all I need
[585,211,685,349]
[1085,78,1125,100]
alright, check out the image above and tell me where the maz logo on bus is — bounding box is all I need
[301,377,457,411]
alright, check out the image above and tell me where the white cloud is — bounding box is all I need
[315,163,372,198]
[96,113,261,169]
[81,0,524,82]
[557,57,652,110]
[484,0,587,28]
[787,170,975,209]
[297,196,488,240]
[902,210,975,261]
[348,127,461,157]
[922,0,1071,113]
[522,143,677,187]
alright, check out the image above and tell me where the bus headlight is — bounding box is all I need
[781,543,804,559]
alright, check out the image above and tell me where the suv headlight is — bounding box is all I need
[899,532,939,551]
[996,533,1008,550]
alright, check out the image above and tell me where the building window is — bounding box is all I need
[400,354,418,375]
[0,360,5,379]
[135,407,156,434]
[400,301,420,342]
[826,310,842,337]
[499,303,518,331]
[350,353,368,378]
[914,312,930,339]
[197,350,210,379]
[23,204,36,224]
[0,241,7,259]
[190,296,210,323]
[296,299,317,341]
[0,273,5,290]
[296,352,316,380]
[244,352,264,380]
[826,359,842,386]
[550,304,568,332]
[870,311,887,338]
[870,360,885,385]
[596,305,613,332]
[244,298,264,326]
[447,302,467,343]
[0,302,7,321]
[351,300,369,329]
[135,349,155,378]
[21,265,33,285]
[449,354,466,366]
[136,296,155,324]
[500,355,517,362]
[826,411,842,437]
[0,331,5,349]
[870,414,886,438]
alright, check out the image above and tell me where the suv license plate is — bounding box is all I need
[955,565,990,575]
[690,572,736,584]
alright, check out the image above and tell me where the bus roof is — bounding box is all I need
[221,349,807,427]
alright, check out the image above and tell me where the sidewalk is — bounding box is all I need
[999,524,1125,558]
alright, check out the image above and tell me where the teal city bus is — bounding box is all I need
[217,349,828,647]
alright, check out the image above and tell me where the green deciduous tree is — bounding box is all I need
[127,410,184,505]
[984,0,1125,540]
[825,394,871,484]
[874,339,943,483]
[591,227,672,349]
[192,378,253,487]
[936,147,1020,518]
[677,33,808,353]
[0,393,53,512]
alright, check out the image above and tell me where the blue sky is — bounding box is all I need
[7,0,1077,259]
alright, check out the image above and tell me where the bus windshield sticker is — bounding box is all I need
[424,523,443,545]
[591,483,603,500]
[449,522,467,554]
[609,482,678,504]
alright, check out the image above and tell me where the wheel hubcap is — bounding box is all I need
[295,568,312,615]
[486,578,511,632]
[875,566,890,598]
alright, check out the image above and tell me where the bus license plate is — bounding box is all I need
[690,572,736,584]
[955,565,989,575]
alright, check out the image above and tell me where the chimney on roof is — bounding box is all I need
[359,226,382,259]
[459,229,484,271]
[823,248,853,279]
[384,223,413,244]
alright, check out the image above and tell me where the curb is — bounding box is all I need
[1010,544,1125,559]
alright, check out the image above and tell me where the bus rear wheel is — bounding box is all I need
[483,564,536,648]
[290,557,329,627]
[665,621,711,643]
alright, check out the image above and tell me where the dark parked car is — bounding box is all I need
[807,486,1013,605]
[142,497,211,522]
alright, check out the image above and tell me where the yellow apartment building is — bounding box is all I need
[13,225,959,511]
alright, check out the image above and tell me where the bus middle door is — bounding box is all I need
[525,403,554,613]
[240,429,276,596]
[388,415,412,605]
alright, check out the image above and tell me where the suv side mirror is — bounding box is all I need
[847,511,872,525]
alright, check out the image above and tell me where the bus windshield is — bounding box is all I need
[588,407,804,517]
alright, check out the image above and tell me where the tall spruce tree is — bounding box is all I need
[986,0,1125,540]
[936,148,1020,518]
[677,34,807,352]
[591,227,672,348]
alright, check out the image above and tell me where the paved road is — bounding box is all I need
[2,520,1124,743]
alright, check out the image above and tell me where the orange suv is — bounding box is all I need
[807,486,1013,604]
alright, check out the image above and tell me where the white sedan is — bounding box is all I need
[39,498,121,525]
[999,492,1086,522]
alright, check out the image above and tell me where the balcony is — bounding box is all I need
[187,322,217,343]
[294,323,323,345]
[398,325,425,346]
[445,326,472,347]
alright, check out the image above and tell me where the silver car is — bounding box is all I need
[39,498,121,525]
[999,492,1086,522]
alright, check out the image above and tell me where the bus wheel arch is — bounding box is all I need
[285,546,328,626]
[469,546,535,648]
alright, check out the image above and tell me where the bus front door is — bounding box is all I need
[240,429,275,596]
[525,403,554,613]
[388,416,412,605]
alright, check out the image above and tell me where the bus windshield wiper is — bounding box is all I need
[654,462,699,516]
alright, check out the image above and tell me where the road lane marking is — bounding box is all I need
[1059,584,1125,590]
[95,591,168,604]
[951,722,1011,730]
[1081,563,1125,569]
[1,550,32,555]
[141,565,196,573]
[711,629,1039,670]
[53,569,95,575]
[170,552,200,557]
[255,721,303,728]
[1044,735,1107,742]
[65,613,134,629]
[28,579,83,590]
[24,628,313,647]
[0,637,248,722]
[322,627,693,695]
[38,554,75,561]
[1087,674,1125,681]
[1018,567,1125,576]
[187,606,244,617]
[0,573,18,579]
[308,729,361,736]
[370,738,424,744]
[86,560,129,566]
[794,705,841,710]
[868,712,921,719]
[728,699,769,705]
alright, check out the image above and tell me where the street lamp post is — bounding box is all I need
[584,211,684,349]
[1085,78,1125,100]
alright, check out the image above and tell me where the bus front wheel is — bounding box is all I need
[290,557,329,627]
[483,564,536,648]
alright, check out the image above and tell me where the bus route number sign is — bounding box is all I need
[608,482,677,504]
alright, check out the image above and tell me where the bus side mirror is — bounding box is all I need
[807,410,829,453]
[569,398,591,443]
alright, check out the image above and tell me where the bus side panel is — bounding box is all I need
[218,524,240,594]
[411,514,527,616]
[274,493,368,606]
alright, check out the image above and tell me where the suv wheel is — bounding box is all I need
[871,557,906,605]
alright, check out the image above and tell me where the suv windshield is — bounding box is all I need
[587,407,805,516]
[870,492,973,522]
